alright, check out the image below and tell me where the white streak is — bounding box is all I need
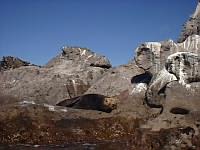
[71,79,77,96]
[81,49,86,56]
[193,2,200,18]
[44,104,55,112]
[19,101,36,105]
[131,83,147,94]
[84,54,93,62]
[144,42,162,73]
[60,108,68,112]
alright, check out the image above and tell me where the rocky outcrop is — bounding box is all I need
[0,47,111,105]
[0,56,32,71]
[45,47,111,69]
[146,68,177,107]
[146,52,200,107]
[134,35,200,76]
[165,81,200,114]
[86,62,145,97]
[178,1,200,42]
[166,52,200,85]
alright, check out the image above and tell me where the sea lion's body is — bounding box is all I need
[56,94,117,113]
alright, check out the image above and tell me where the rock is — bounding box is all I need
[56,94,118,113]
[0,47,111,105]
[131,72,152,99]
[0,56,32,71]
[166,52,200,86]
[0,102,199,149]
[0,94,20,105]
[146,68,177,107]
[45,47,111,69]
[178,1,200,42]
[134,35,200,76]
[135,42,163,73]
[165,81,200,114]
[85,62,145,97]
[146,52,200,107]
[134,35,200,107]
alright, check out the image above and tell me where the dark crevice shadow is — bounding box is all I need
[170,107,190,115]
[131,72,152,84]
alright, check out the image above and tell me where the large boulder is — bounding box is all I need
[133,34,200,106]
[146,52,200,108]
[146,68,177,107]
[166,52,200,86]
[164,81,200,115]
[0,47,111,105]
[85,62,145,97]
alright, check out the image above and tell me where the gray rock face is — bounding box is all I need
[146,52,200,108]
[133,35,200,102]
[146,68,177,107]
[166,52,200,85]
[165,81,200,114]
[135,42,163,73]
[86,62,144,97]
[135,35,200,76]
[178,1,200,43]
[0,47,111,105]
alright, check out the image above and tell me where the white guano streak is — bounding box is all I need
[71,79,77,96]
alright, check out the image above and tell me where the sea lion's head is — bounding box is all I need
[103,97,118,111]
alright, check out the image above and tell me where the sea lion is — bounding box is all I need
[56,94,117,113]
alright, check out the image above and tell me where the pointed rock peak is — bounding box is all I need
[178,0,200,43]
[193,0,200,18]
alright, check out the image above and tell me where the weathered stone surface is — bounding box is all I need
[45,47,111,69]
[135,42,163,73]
[86,62,145,97]
[134,34,200,108]
[146,68,177,107]
[0,47,111,105]
[166,52,200,86]
[134,35,200,76]
[146,52,200,107]
[0,94,21,105]
[0,56,32,71]
[165,81,200,114]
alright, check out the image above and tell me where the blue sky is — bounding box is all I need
[0,0,197,66]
